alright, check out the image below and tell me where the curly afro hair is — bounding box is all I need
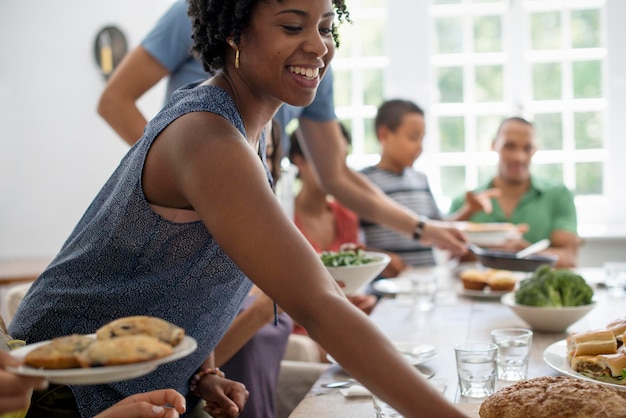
[187,0,349,73]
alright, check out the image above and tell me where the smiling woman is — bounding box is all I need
[7,1,468,418]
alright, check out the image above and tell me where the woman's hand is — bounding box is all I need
[198,373,249,418]
[94,389,186,418]
[0,351,48,414]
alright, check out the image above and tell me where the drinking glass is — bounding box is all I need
[454,343,497,398]
[490,328,533,381]
[604,262,626,297]
[408,274,437,312]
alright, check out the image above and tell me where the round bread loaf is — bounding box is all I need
[479,376,626,418]
[96,316,184,346]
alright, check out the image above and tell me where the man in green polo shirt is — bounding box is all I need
[449,117,579,268]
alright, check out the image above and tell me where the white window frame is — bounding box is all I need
[339,0,626,235]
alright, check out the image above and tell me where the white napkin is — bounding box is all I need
[339,379,447,398]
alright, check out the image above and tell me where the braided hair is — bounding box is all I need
[187,0,349,73]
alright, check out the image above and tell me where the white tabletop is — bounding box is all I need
[288,266,619,418]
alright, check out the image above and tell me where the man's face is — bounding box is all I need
[493,120,536,184]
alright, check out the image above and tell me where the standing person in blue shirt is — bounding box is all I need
[449,116,579,268]
[97,0,468,255]
[360,99,444,272]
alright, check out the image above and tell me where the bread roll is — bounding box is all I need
[566,329,617,357]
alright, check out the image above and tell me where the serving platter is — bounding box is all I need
[7,335,197,385]
[543,339,626,391]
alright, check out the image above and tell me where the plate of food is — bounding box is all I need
[455,222,521,246]
[457,267,520,297]
[7,316,197,385]
[543,338,626,391]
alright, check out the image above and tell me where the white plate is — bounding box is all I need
[457,283,511,299]
[7,335,197,385]
[455,222,521,246]
[543,339,626,391]
[327,342,437,367]
[371,278,412,296]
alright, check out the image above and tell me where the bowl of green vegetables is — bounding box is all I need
[500,265,596,332]
[320,248,390,295]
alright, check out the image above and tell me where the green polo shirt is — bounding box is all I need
[449,177,578,243]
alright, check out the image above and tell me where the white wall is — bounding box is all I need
[0,0,173,259]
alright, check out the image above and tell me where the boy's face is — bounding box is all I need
[380,112,425,169]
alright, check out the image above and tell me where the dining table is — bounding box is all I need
[287,264,620,418]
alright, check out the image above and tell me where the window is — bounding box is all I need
[335,0,625,228]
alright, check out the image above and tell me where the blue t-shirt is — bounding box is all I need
[142,0,336,154]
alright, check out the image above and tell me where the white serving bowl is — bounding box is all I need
[325,251,391,294]
[500,292,596,333]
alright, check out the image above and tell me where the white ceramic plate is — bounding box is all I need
[371,278,412,296]
[7,335,197,385]
[543,339,626,391]
[457,283,511,299]
[327,342,437,366]
[455,222,521,246]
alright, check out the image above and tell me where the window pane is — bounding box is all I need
[476,115,502,151]
[533,113,563,150]
[361,19,386,57]
[435,17,463,54]
[575,162,603,195]
[363,117,378,154]
[573,60,602,98]
[474,15,502,53]
[530,12,561,50]
[333,70,352,108]
[335,23,354,59]
[571,9,601,49]
[532,63,562,100]
[531,163,563,184]
[440,166,466,200]
[361,0,385,7]
[476,65,503,102]
[433,0,461,6]
[439,116,465,152]
[574,111,603,149]
[477,165,496,185]
[363,69,384,107]
[438,67,464,103]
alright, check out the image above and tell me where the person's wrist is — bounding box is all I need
[189,367,225,397]
[413,220,427,240]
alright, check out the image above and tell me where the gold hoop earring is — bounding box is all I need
[235,49,240,69]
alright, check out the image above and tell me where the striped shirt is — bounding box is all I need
[360,166,442,267]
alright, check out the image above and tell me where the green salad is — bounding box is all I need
[515,265,594,307]
[320,248,376,267]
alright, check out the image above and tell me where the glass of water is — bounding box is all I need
[490,328,533,381]
[454,342,497,398]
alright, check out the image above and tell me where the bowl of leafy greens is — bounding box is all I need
[500,265,596,332]
[321,248,390,295]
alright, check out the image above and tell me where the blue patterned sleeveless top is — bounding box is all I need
[9,83,267,417]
